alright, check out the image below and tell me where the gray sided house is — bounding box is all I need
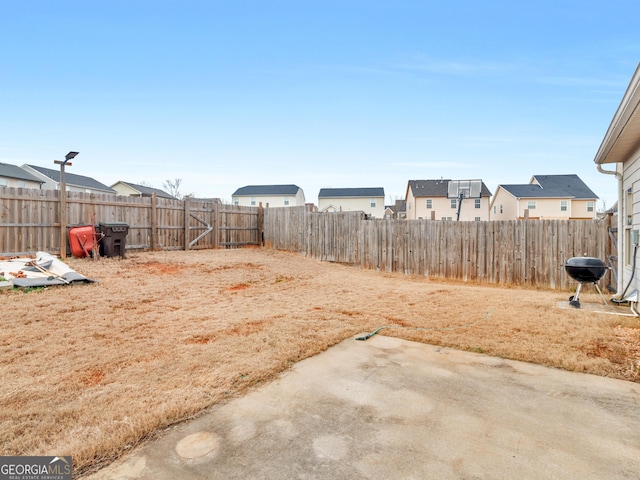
[594,63,640,300]
[393,199,407,219]
[232,184,305,207]
[111,181,177,199]
[22,165,116,195]
[0,162,43,189]
[318,187,385,218]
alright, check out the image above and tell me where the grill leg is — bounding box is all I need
[593,283,608,305]
[570,283,582,308]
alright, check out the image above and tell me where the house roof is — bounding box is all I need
[384,200,406,215]
[499,174,598,200]
[533,174,598,199]
[594,63,640,165]
[394,199,406,213]
[407,180,492,198]
[232,184,301,196]
[0,162,43,183]
[25,165,116,193]
[318,187,385,198]
[112,181,176,199]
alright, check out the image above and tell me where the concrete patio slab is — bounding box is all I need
[88,335,640,479]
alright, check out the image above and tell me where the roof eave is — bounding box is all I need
[594,63,640,165]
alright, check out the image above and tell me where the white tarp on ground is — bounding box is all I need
[0,252,95,288]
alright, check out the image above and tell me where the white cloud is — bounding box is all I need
[393,55,515,76]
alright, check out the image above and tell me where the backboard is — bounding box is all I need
[447,179,482,199]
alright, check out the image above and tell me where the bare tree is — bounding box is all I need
[598,198,608,214]
[163,178,183,199]
[387,194,404,205]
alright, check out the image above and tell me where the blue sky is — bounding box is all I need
[1,1,638,208]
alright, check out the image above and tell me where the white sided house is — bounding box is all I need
[405,179,492,221]
[490,175,599,220]
[111,181,177,199]
[0,162,43,190]
[21,164,116,195]
[318,188,385,218]
[232,184,305,207]
[594,63,640,299]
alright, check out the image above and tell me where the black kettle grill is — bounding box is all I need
[564,257,608,308]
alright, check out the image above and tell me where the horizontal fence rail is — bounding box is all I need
[263,206,613,290]
[0,187,260,256]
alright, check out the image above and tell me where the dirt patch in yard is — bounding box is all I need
[1,248,638,476]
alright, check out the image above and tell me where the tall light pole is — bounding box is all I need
[54,151,79,259]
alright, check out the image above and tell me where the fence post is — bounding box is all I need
[59,187,67,259]
[258,203,264,246]
[151,192,157,251]
[213,201,220,249]
[184,196,190,251]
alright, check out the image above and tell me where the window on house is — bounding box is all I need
[475,198,481,209]
[560,200,568,212]
[0,179,7,186]
[251,197,256,206]
[587,201,594,212]
[450,198,457,209]
[441,216,452,221]
[500,205,503,214]
[234,199,239,206]
[284,197,289,206]
[493,205,496,214]
[527,201,536,210]
[426,199,432,209]
[18,181,26,188]
[475,217,481,222]
[370,199,376,207]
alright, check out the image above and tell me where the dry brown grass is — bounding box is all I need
[1,248,639,476]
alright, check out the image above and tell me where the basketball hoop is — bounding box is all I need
[447,179,482,200]
[447,179,483,221]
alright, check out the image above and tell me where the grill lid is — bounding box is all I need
[565,257,607,283]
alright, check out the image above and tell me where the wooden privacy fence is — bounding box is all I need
[0,187,261,256]
[263,206,613,290]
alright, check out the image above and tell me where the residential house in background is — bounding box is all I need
[490,174,598,220]
[0,162,43,189]
[593,62,640,297]
[318,187,385,218]
[21,165,116,195]
[384,205,394,219]
[384,199,407,219]
[405,179,492,221]
[232,184,305,207]
[111,181,177,199]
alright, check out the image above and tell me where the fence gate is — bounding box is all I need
[183,198,262,250]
